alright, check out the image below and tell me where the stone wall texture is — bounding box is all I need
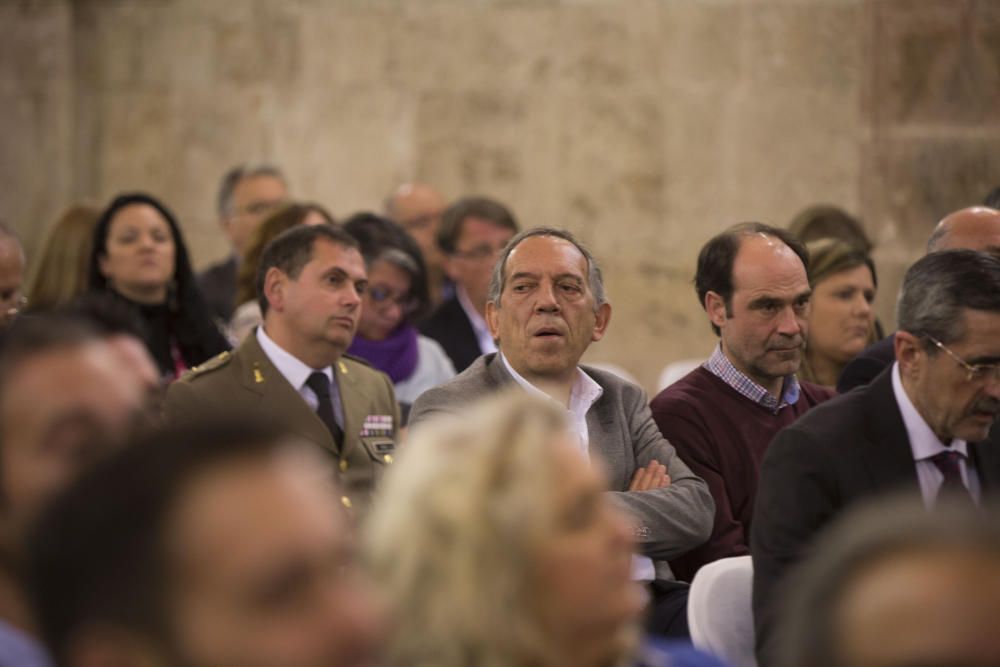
[4,0,1000,392]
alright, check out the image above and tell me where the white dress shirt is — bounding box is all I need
[456,285,497,356]
[891,362,981,507]
[500,352,655,581]
[257,326,345,429]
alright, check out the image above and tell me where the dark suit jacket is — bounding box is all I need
[410,354,715,572]
[751,367,1000,665]
[198,255,238,322]
[419,296,483,373]
[164,333,401,512]
[836,333,896,393]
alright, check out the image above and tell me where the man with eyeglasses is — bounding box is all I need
[420,196,520,372]
[752,249,1000,667]
[167,225,400,515]
[198,164,290,322]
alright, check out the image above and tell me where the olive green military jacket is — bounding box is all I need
[164,333,400,513]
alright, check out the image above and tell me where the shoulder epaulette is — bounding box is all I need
[183,350,232,379]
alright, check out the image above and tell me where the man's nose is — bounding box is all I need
[776,306,803,335]
[534,281,559,311]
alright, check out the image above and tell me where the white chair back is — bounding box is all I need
[687,555,757,667]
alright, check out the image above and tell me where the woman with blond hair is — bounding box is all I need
[366,392,727,667]
[26,204,100,311]
[798,237,878,388]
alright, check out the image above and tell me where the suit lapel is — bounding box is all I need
[857,368,923,492]
[970,424,1000,495]
[334,358,363,460]
[240,335,336,453]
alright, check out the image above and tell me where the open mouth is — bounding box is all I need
[533,328,563,339]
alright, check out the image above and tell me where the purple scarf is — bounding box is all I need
[348,323,419,384]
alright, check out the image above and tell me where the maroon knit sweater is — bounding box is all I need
[649,366,835,582]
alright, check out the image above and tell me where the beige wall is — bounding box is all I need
[4,0,999,392]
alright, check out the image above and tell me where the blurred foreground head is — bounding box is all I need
[28,417,382,667]
[0,307,155,546]
[366,391,645,667]
[779,495,1000,667]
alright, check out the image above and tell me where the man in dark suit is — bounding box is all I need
[197,164,289,322]
[753,249,1000,666]
[411,228,714,638]
[167,225,400,513]
[838,205,1000,393]
[419,196,519,372]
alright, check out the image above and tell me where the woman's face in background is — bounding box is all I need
[807,263,876,365]
[99,203,176,304]
[357,259,413,341]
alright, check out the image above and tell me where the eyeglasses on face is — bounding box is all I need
[451,244,504,262]
[926,334,1000,383]
[366,286,417,315]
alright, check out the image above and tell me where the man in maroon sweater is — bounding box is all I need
[650,222,834,582]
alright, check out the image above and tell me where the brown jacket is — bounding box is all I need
[164,333,400,514]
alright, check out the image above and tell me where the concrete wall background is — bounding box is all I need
[3,0,999,392]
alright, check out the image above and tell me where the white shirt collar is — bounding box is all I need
[499,351,603,453]
[891,362,969,461]
[256,326,333,391]
[456,286,497,355]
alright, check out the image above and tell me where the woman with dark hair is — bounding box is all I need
[343,213,455,409]
[88,192,229,381]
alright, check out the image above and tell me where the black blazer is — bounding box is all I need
[197,255,238,322]
[419,296,483,373]
[836,333,896,393]
[751,367,1000,666]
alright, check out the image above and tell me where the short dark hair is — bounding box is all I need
[343,212,432,322]
[436,196,519,255]
[217,163,287,217]
[897,249,1000,347]
[26,417,298,665]
[487,227,607,309]
[256,224,360,315]
[694,222,809,336]
[0,311,103,406]
[778,495,1000,667]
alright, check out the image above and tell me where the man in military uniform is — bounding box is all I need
[166,225,399,512]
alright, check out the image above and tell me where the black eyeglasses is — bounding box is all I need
[367,287,418,315]
[926,335,1000,383]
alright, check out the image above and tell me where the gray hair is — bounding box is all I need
[777,495,1000,667]
[216,163,287,217]
[896,249,1000,347]
[487,227,607,309]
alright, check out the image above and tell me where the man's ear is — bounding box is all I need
[591,302,612,342]
[486,300,500,342]
[263,267,287,313]
[705,291,728,330]
[894,330,923,380]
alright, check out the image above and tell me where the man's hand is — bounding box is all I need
[628,460,671,491]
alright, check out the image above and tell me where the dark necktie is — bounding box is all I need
[930,449,975,507]
[305,371,344,448]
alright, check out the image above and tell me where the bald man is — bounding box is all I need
[385,183,448,304]
[837,205,1000,392]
